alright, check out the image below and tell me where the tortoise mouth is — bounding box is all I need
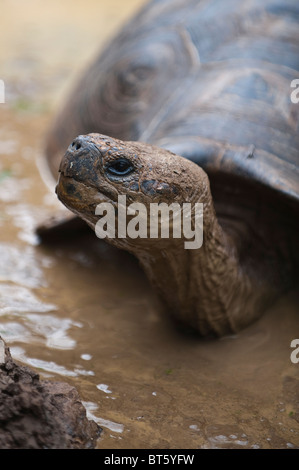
[56,172,118,207]
[56,173,84,205]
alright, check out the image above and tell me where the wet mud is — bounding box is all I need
[0,336,101,448]
[0,0,298,449]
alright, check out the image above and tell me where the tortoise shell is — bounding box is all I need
[45,0,299,210]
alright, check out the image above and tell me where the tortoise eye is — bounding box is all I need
[105,158,135,177]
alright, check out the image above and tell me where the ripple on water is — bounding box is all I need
[0,243,48,287]
[96,383,113,394]
[0,284,85,352]
[201,424,251,449]
[10,346,94,378]
[5,204,48,245]
[83,401,124,434]
[0,321,33,343]
[0,241,83,360]
[25,313,83,349]
[0,283,56,315]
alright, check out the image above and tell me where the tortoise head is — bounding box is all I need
[56,133,210,250]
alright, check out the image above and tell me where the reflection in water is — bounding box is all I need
[0,283,55,314]
[23,313,82,349]
[0,243,47,287]
[10,346,94,378]
[6,204,47,245]
[97,383,113,394]
[0,322,28,342]
[84,402,124,434]
[0,240,85,375]
[81,353,92,360]
[204,432,249,449]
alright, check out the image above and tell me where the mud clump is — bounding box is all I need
[0,337,102,448]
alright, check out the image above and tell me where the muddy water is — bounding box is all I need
[0,0,298,449]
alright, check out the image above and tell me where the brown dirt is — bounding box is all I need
[0,336,101,449]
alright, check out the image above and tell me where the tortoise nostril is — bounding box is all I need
[69,135,94,154]
[71,140,82,151]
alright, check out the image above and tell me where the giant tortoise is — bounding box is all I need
[41,0,299,336]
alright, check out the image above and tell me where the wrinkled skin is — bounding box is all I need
[56,133,292,336]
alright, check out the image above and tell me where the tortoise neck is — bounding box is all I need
[133,178,285,336]
[135,193,247,336]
